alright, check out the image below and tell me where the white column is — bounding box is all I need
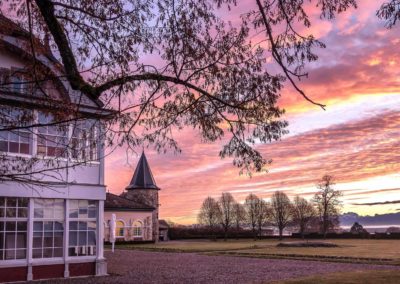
[95,200,107,276]
[63,199,70,278]
[27,198,34,281]
[97,200,104,260]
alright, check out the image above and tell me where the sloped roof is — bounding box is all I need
[126,152,160,190]
[105,192,154,211]
[0,14,104,108]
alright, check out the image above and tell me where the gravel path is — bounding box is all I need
[45,250,399,284]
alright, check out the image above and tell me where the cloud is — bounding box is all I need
[104,1,400,224]
[352,200,400,206]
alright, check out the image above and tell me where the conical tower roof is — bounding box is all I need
[126,152,160,190]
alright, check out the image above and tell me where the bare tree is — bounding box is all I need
[232,202,246,236]
[292,196,316,239]
[270,191,292,240]
[256,199,270,239]
[197,196,221,238]
[244,193,260,240]
[218,192,235,241]
[312,175,342,238]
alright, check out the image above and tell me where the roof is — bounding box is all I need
[104,192,155,211]
[159,219,169,229]
[126,152,160,190]
[0,14,104,108]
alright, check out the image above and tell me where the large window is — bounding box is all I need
[33,199,64,259]
[71,120,99,161]
[37,112,68,158]
[68,200,97,257]
[0,108,32,155]
[0,197,28,260]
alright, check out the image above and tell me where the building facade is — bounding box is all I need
[0,16,108,282]
[104,152,161,242]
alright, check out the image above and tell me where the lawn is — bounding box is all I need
[277,270,400,284]
[112,239,400,264]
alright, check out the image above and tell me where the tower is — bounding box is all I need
[121,152,160,242]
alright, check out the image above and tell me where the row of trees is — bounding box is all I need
[198,175,342,240]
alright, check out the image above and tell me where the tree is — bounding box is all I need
[244,193,260,240]
[270,191,293,240]
[386,226,400,234]
[232,202,246,237]
[256,199,270,239]
[292,196,316,239]
[312,175,342,238]
[0,0,290,186]
[350,222,368,235]
[1,1,398,186]
[197,196,221,238]
[218,192,236,241]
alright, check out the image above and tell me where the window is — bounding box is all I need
[0,108,32,155]
[0,197,28,260]
[37,112,68,157]
[68,200,97,257]
[10,75,24,93]
[116,221,125,238]
[133,221,143,237]
[71,120,99,161]
[33,199,64,259]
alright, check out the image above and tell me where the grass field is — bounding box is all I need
[112,239,400,264]
[277,270,400,284]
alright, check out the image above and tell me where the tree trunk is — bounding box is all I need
[279,228,283,240]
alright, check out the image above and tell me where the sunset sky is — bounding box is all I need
[105,0,400,224]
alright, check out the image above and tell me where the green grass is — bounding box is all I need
[276,270,400,284]
[110,239,400,264]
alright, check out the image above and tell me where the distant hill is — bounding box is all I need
[340,212,400,227]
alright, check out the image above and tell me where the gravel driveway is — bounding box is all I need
[44,250,399,284]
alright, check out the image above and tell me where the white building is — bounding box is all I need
[104,152,162,242]
[0,15,108,282]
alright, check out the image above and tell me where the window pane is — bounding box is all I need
[53,248,63,257]
[16,233,26,248]
[17,198,28,208]
[0,141,7,152]
[34,208,44,218]
[6,221,16,231]
[17,208,27,218]
[33,236,42,248]
[54,232,63,247]
[33,248,42,259]
[17,221,27,231]
[5,233,16,249]
[34,222,43,232]
[69,231,78,246]
[6,198,16,207]
[6,208,16,218]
